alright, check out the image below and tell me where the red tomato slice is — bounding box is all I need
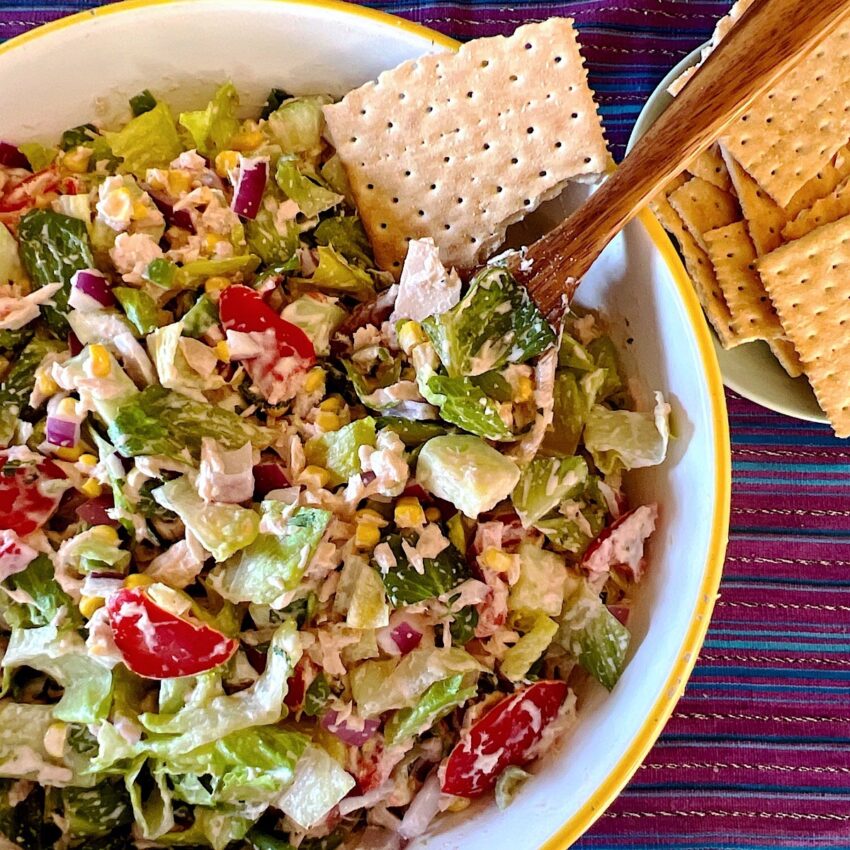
[219,285,315,402]
[106,586,237,679]
[441,680,568,797]
[0,451,67,537]
[0,167,61,213]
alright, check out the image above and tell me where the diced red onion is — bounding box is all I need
[149,191,195,232]
[70,269,115,310]
[390,621,423,654]
[377,612,427,657]
[231,157,268,220]
[607,604,630,626]
[360,470,377,486]
[76,494,117,527]
[253,462,290,498]
[399,774,442,840]
[68,331,83,356]
[46,415,80,448]
[321,709,380,747]
[0,142,29,170]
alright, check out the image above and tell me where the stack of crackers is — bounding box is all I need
[653,0,850,437]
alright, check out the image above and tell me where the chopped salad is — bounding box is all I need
[0,83,669,850]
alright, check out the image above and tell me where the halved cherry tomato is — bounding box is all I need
[441,680,568,797]
[0,451,67,537]
[106,586,238,679]
[219,284,315,402]
[0,167,61,213]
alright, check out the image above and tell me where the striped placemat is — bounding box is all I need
[2,1,848,847]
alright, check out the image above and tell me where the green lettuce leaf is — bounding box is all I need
[3,625,113,723]
[114,286,159,335]
[511,456,588,527]
[313,216,372,267]
[500,615,558,682]
[245,206,299,266]
[147,321,224,398]
[539,369,605,458]
[178,82,240,156]
[17,209,95,333]
[303,672,330,718]
[152,476,259,562]
[427,374,514,440]
[304,416,376,487]
[0,218,23,285]
[290,246,374,301]
[107,102,183,176]
[508,541,568,618]
[62,781,132,837]
[107,385,273,462]
[281,294,346,357]
[0,703,78,785]
[587,335,625,401]
[583,392,671,474]
[275,156,342,218]
[18,141,57,171]
[379,534,469,606]
[266,96,329,156]
[210,505,331,603]
[56,526,130,575]
[533,477,609,556]
[129,89,157,117]
[337,558,389,629]
[0,553,79,629]
[422,266,556,377]
[558,331,595,371]
[182,293,220,339]
[384,673,477,745]
[376,418,448,446]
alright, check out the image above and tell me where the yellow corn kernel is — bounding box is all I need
[167,169,192,195]
[54,445,83,461]
[356,508,387,527]
[80,477,103,499]
[90,525,120,546]
[78,453,98,468]
[124,573,154,590]
[55,396,78,418]
[230,130,265,152]
[425,506,441,522]
[302,465,330,488]
[204,275,231,294]
[212,341,229,362]
[35,369,59,397]
[304,367,326,394]
[398,320,427,355]
[315,411,341,432]
[203,232,228,255]
[395,496,425,529]
[214,150,240,178]
[446,797,471,813]
[354,522,381,550]
[482,547,514,573]
[514,375,534,403]
[79,595,105,619]
[89,344,111,378]
[131,200,150,221]
[319,395,344,412]
[63,146,92,174]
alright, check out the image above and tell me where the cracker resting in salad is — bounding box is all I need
[0,78,668,850]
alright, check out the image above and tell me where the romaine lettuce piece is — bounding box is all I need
[495,766,530,810]
[3,624,113,723]
[147,321,223,399]
[304,416,376,487]
[343,559,389,629]
[107,102,183,176]
[62,781,132,837]
[0,337,64,446]
[352,647,482,717]
[313,215,372,267]
[379,534,469,606]
[539,369,605,458]
[427,374,514,440]
[182,293,220,339]
[416,435,520,518]
[587,335,625,401]
[0,553,79,629]
[274,745,355,830]
[177,254,261,288]
[156,725,309,807]
[57,526,130,575]
[54,192,92,223]
[0,703,76,785]
[178,82,240,156]
[17,209,95,333]
[0,218,23,285]
[266,96,330,156]
[141,621,301,755]
[275,156,342,218]
[281,294,346,357]
[512,456,588,527]
[342,349,402,410]
[584,392,671,475]
[114,287,159,335]
[508,541,568,618]
[376,418,448,446]
[152,476,259,562]
[320,154,355,206]
[67,309,136,347]
[384,673,477,745]
[245,206,299,266]
[558,583,630,690]
[18,141,57,171]
[61,123,98,150]
[500,615,558,682]
[422,266,556,377]
[130,89,157,117]
[107,385,273,462]
[290,246,374,301]
[303,672,331,718]
[533,477,609,556]
[210,505,331,604]
[558,331,595,371]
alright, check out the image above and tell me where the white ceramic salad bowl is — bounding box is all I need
[0,2,731,847]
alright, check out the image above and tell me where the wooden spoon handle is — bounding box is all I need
[518,0,850,318]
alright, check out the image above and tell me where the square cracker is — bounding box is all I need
[769,338,805,379]
[688,144,732,192]
[323,19,609,274]
[668,177,740,253]
[785,145,850,218]
[720,145,787,256]
[720,19,850,207]
[650,186,738,349]
[783,176,850,241]
[758,214,850,437]
[703,221,783,343]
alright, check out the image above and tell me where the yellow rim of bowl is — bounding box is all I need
[0,2,731,847]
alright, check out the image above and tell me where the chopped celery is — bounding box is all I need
[500,615,558,682]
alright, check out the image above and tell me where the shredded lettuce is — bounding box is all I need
[245,206,299,266]
[57,526,130,575]
[62,781,132,837]
[182,293,220,339]
[540,369,605,458]
[425,374,513,440]
[0,703,78,785]
[341,558,390,628]
[0,219,23,285]
[0,554,79,629]
[18,141,57,171]
[313,215,372,267]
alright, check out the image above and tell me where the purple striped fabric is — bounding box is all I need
[2,2,850,848]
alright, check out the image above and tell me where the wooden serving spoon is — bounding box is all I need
[513,0,850,319]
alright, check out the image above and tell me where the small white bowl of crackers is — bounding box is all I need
[631,0,850,435]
